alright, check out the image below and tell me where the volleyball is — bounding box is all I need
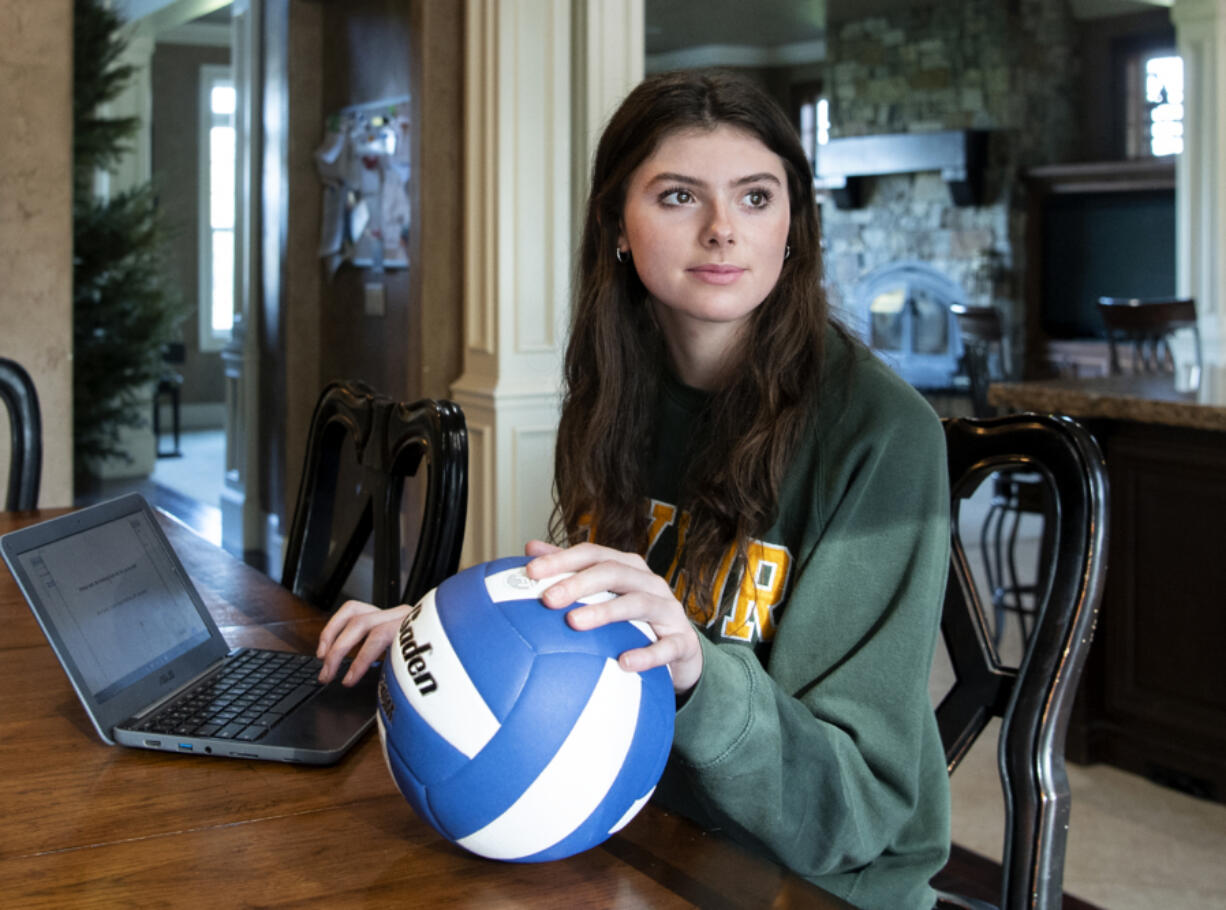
[376,555,675,862]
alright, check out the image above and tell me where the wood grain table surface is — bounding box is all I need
[0,508,849,909]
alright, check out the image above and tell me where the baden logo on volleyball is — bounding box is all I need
[376,555,675,862]
[395,602,438,695]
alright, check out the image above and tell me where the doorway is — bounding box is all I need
[75,0,242,556]
[148,4,233,545]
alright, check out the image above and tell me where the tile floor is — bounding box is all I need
[74,430,225,548]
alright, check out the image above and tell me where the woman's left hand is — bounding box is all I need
[524,540,703,694]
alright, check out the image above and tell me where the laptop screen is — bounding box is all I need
[15,508,211,703]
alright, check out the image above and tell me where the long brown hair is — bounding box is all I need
[552,69,833,602]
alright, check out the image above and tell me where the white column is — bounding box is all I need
[1172,0,1226,364]
[572,0,644,218]
[454,0,641,566]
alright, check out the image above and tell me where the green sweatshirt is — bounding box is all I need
[645,327,951,910]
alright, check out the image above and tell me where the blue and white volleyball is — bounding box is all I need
[376,555,675,862]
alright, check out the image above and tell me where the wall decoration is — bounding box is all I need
[315,94,411,275]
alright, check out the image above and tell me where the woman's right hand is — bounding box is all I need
[316,599,410,686]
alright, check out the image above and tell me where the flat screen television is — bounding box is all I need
[1040,188,1175,339]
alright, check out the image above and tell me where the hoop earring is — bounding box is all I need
[784,245,791,261]
[615,247,629,264]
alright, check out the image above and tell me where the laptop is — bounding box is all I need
[0,493,379,765]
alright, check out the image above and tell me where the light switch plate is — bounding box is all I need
[363,282,386,316]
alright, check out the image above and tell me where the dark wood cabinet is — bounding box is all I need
[1067,420,1226,800]
[991,376,1226,801]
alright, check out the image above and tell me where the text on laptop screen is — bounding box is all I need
[17,510,211,702]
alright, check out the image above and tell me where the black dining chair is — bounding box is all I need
[281,380,468,611]
[932,413,1108,910]
[1,357,43,511]
[952,305,1051,649]
[1096,296,1199,377]
[951,304,1009,420]
[153,342,186,458]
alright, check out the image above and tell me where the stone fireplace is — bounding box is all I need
[852,260,968,390]
[818,0,1080,385]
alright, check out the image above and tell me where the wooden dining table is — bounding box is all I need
[0,508,850,909]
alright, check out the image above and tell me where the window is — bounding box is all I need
[199,65,236,352]
[793,81,828,177]
[1126,50,1183,158]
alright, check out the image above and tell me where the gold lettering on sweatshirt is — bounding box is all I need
[645,500,676,553]
[719,541,790,642]
[643,501,791,644]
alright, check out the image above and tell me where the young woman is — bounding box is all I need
[318,70,951,910]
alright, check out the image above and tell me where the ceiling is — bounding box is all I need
[195,6,230,25]
[645,0,824,55]
[645,0,1173,59]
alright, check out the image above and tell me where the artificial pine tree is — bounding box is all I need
[73,0,183,484]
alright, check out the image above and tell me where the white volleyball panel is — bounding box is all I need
[484,566,616,606]
[391,588,500,759]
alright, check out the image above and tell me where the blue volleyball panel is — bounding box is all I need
[632,663,675,821]
[497,594,653,659]
[426,651,605,838]
[380,660,468,787]
[480,555,533,578]
[639,663,675,726]
[377,710,448,836]
[432,561,535,723]
[513,678,674,862]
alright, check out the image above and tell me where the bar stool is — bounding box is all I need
[952,305,1053,648]
[1096,296,1199,380]
[153,343,185,458]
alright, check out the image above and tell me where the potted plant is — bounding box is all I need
[73,0,183,488]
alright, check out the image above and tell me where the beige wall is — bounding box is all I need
[0,0,74,507]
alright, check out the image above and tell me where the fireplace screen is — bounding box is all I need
[850,261,967,390]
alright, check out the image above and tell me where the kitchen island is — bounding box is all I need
[990,372,1226,802]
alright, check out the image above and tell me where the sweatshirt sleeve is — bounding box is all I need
[663,362,951,898]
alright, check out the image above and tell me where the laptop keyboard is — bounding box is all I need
[134,650,323,743]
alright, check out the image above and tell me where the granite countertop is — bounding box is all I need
[988,370,1226,433]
